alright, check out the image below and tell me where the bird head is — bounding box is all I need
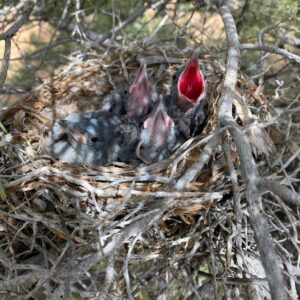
[138,99,176,163]
[125,64,152,119]
[141,99,175,148]
[176,57,205,112]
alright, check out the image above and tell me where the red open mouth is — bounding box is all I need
[177,57,205,111]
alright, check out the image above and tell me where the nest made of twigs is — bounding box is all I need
[0,45,225,209]
[0,44,293,299]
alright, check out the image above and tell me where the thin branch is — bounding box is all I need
[0,2,34,90]
[48,0,168,46]
[236,0,250,34]
[0,39,11,90]
[258,178,300,207]
[0,2,34,40]
[0,271,48,293]
[240,43,300,64]
[221,134,242,245]
[175,132,220,190]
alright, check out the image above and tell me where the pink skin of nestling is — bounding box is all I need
[126,64,152,119]
[141,100,175,148]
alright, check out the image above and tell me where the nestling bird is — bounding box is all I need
[100,64,155,120]
[165,57,208,139]
[138,99,181,163]
[44,111,139,166]
[45,100,184,166]
[44,60,207,166]
[175,57,206,112]
[126,64,153,119]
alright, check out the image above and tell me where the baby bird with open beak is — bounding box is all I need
[138,99,180,164]
[101,64,155,121]
[126,64,152,119]
[166,57,208,139]
[176,57,206,112]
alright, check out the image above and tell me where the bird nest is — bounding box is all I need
[0,45,296,299]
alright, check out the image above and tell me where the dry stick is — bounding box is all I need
[41,198,172,299]
[0,2,34,90]
[0,271,48,294]
[221,134,243,248]
[0,39,11,90]
[278,147,300,174]
[236,0,250,33]
[255,20,287,86]
[240,43,300,64]
[258,178,300,206]
[216,1,286,299]
[4,166,210,199]
[175,131,220,190]
[68,208,166,287]
[124,234,141,300]
[257,29,266,87]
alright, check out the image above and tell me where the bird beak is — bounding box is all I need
[177,57,205,112]
[126,64,151,118]
[142,100,174,147]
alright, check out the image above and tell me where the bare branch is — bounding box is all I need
[0,39,11,90]
[216,1,286,299]
[0,2,34,90]
[236,0,250,33]
[48,0,168,46]
[259,178,300,207]
[240,43,300,64]
[0,2,34,40]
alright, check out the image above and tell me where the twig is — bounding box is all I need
[258,178,300,207]
[0,2,34,40]
[124,234,141,300]
[236,0,250,34]
[278,146,300,174]
[257,28,266,86]
[0,2,34,90]
[175,131,220,190]
[49,0,168,46]
[0,271,48,293]
[0,39,11,90]
[5,165,218,199]
[240,43,300,64]
[221,134,242,253]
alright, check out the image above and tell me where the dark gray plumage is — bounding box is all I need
[45,111,139,166]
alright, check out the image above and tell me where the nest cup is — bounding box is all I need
[0,45,284,298]
[1,46,221,207]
